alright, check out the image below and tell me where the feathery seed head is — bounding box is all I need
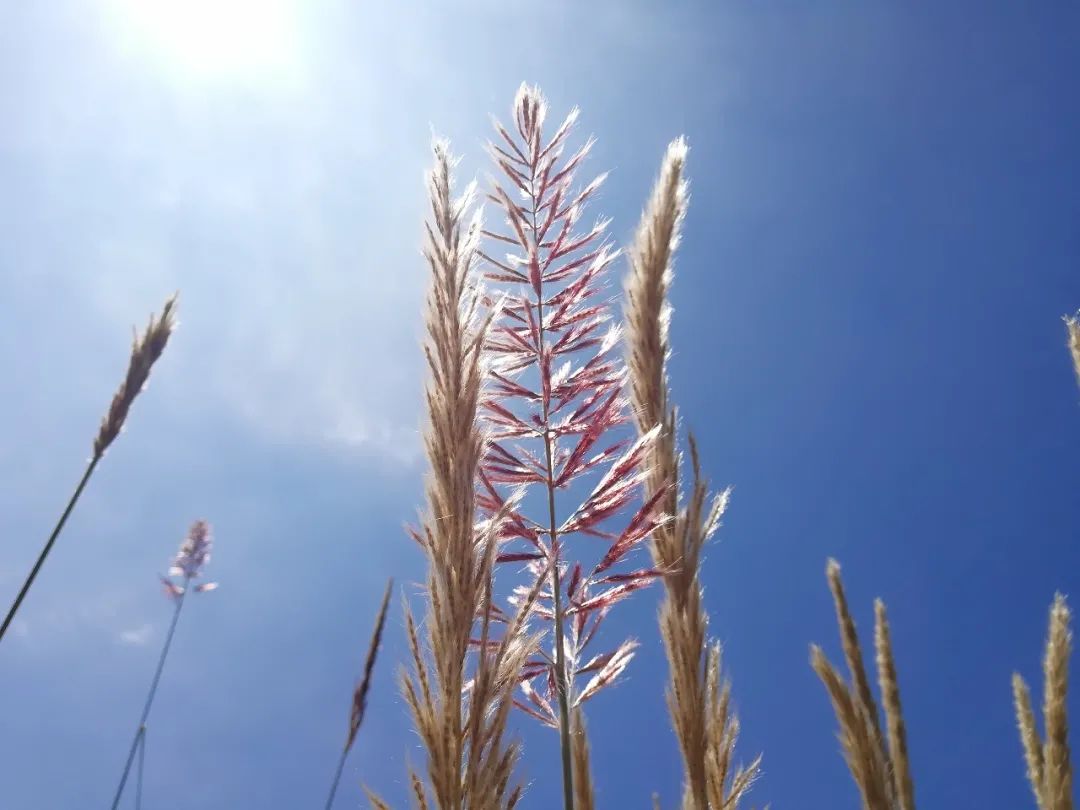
[624,137,763,809]
[345,579,392,753]
[1013,593,1074,810]
[94,294,177,458]
[403,137,535,809]
[170,520,212,579]
[1065,313,1080,390]
[813,561,917,810]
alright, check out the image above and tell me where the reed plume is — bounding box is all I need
[325,578,392,809]
[0,294,177,646]
[479,84,665,809]
[1013,594,1074,810]
[388,139,540,810]
[810,559,914,810]
[1064,314,1080,390]
[94,295,178,457]
[111,519,217,810]
[624,137,760,810]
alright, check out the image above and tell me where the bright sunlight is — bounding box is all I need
[106,0,300,82]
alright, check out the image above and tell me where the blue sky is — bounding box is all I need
[1,1,1079,808]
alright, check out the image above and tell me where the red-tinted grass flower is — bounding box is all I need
[160,519,218,599]
[477,84,667,806]
[112,520,217,809]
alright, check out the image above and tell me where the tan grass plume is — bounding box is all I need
[1013,594,1074,810]
[810,560,915,810]
[0,294,177,646]
[95,294,178,457]
[624,137,761,810]
[325,579,393,808]
[1064,314,1080,391]
[380,140,539,810]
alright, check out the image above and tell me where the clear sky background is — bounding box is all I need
[1,2,1079,808]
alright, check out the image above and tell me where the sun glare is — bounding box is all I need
[108,0,299,82]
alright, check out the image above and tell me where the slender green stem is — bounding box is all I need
[324,745,351,810]
[0,453,101,645]
[529,167,575,810]
[111,587,188,810]
[135,726,146,810]
[544,431,575,810]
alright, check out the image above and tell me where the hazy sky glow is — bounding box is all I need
[105,0,302,82]
[1,2,1079,808]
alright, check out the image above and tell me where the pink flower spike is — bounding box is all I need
[160,520,218,597]
[479,87,659,725]
[170,520,213,581]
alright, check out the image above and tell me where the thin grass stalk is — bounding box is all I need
[570,708,596,810]
[540,310,576,810]
[0,295,176,647]
[113,520,215,810]
[136,727,147,810]
[517,108,578,810]
[111,588,187,810]
[0,458,98,644]
[326,748,351,810]
[325,578,392,809]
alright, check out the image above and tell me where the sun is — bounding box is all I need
[106,0,300,82]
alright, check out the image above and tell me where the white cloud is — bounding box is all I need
[118,622,154,645]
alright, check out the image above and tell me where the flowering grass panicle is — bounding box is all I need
[161,518,218,598]
[111,519,217,810]
[624,137,760,809]
[810,560,914,810]
[478,83,665,807]
[0,295,177,647]
[94,294,178,458]
[1064,314,1080,391]
[1013,594,1074,810]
